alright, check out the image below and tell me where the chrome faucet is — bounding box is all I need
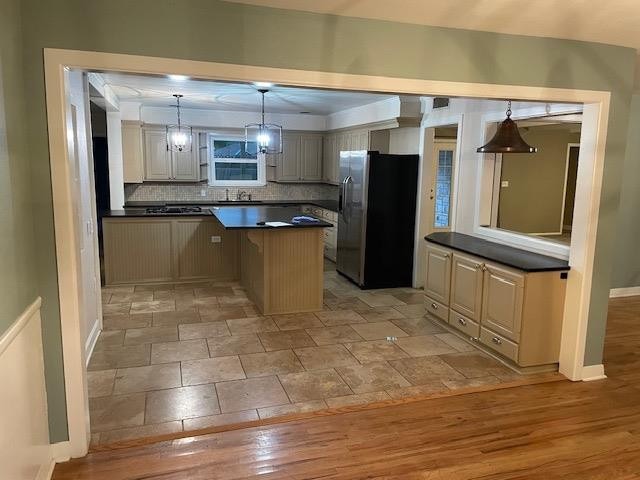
[237,190,249,201]
[225,188,230,201]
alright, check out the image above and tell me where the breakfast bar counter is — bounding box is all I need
[212,206,330,315]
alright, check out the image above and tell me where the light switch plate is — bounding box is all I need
[210,236,221,243]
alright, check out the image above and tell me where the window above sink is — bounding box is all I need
[208,134,266,187]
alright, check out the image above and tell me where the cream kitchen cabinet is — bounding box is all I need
[302,205,338,261]
[450,252,484,321]
[273,132,323,182]
[122,121,144,183]
[423,236,568,369]
[424,244,452,305]
[143,126,199,182]
[322,128,390,184]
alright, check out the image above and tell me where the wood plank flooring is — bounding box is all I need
[53,296,640,479]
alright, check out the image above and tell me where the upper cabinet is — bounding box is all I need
[271,132,323,183]
[142,126,199,182]
[122,121,144,183]
[321,128,390,184]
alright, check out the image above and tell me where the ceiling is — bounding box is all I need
[225,0,640,52]
[100,72,394,115]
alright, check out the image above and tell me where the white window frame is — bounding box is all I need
[208,133,266,187]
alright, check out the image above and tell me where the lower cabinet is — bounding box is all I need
[424,241,567,369]
[302,205,337,261]
[103,217,239,285]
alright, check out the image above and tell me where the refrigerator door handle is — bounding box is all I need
[345,175,353,218]
[339,175,350,216]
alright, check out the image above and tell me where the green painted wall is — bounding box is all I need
[612,94,640,289]
[0,1,39,333]
[14,0,636,441]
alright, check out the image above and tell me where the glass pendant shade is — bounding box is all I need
[166,94,192,152]
[477,101,537,154]
[245,89,283,154]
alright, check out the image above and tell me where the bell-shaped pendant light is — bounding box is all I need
[477,101,537,154]
[245,89,283,154]
[166,94,192,152]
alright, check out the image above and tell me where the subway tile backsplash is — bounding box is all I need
[124,182,339,203]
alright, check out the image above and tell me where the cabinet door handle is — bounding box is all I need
[492,336,503,345]
[457,317,467,326]
[443,253,450,259]
[474,263,482,270]
[431,303,438,310]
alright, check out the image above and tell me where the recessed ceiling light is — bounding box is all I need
[254,81,274,88]
[168,74,189,81]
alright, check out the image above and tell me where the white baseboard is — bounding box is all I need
[51,441,72,463]
[582,364,607,381]
[85,321,100,366]
[35,459,56,480]
[609,286,640,298]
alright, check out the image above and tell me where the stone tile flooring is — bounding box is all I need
[90,263,531,446]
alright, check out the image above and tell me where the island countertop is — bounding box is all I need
[425,232,570,272]
[211,206,333,229]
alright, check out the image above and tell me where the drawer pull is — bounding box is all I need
[443,253,450,259]
[492,336,503,345]
[431,303,438,310]
[457,317,467,326]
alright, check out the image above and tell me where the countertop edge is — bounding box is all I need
[425,233,570,273]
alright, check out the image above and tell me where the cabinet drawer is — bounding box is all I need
[479,327,519,363]
[448,309,480,338]
[425,296,448,322]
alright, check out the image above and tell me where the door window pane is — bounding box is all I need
[434,149,453,228]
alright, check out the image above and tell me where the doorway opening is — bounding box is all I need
[47,52,606,458]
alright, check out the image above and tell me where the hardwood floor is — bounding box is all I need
[53,296,640,479]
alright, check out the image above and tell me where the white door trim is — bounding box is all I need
[43,48,610,456]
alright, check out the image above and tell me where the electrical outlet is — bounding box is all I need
[200,189,207,197]
[501,180,510,188]
[386,336,398,342]
[210,236,221,243]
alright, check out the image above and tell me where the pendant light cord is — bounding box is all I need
[506,100,512,118]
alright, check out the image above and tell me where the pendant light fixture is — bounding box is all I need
[245,89,283,154]
[477,101,537,154]
[166,94,192,152]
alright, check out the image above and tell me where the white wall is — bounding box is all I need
[68,71,102,361]
[0,298,54,480]
[389,127,420,154]
[106,111,125,209]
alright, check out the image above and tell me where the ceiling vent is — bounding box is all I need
[433,97,450,109]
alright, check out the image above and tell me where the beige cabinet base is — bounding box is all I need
[240,228,324,315]
[103,217,239,285]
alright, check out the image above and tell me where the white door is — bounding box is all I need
[66,70,101,357]
[427,140,457,233]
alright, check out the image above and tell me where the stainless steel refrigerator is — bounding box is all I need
[336,150,419,289]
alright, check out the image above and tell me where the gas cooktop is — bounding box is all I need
[145,206,204,214]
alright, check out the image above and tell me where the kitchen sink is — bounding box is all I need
[215,200,264,205]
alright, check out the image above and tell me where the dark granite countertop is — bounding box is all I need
[123,199,339,212]
[425,232,570,272]
[103,209,214,218]
[211,206,333,229]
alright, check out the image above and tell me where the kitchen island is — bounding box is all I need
[102,205,332,315]
[211,206,332,315]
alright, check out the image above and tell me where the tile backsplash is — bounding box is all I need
[124,182,339,203]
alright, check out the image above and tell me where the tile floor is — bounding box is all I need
[90,262,525,446]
